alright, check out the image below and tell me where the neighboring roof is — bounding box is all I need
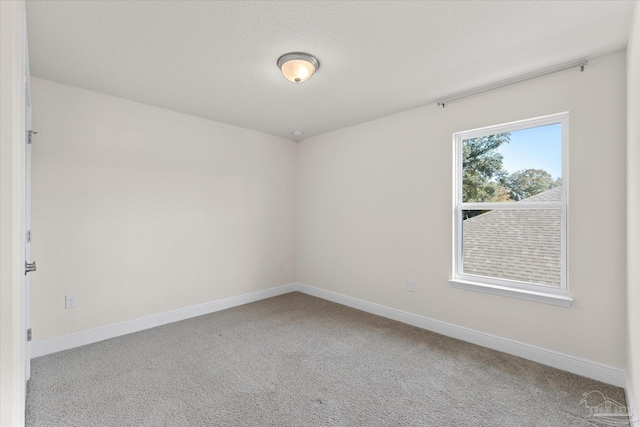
[462,187,562,287]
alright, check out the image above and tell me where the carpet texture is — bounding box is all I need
[26,292,629,426]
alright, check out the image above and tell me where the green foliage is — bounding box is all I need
[462,133,511,202]
[500,169,562,201]
[462,132,562,204]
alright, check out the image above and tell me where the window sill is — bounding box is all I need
[449,279,573,307]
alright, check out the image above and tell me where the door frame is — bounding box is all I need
[17,9,30,395]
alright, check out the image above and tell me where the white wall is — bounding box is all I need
[30,78,297,341]
[628,0,640,418]
[0,1,27,426]
[297,51,627,368]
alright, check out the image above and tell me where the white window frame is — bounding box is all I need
[449,112,573,307]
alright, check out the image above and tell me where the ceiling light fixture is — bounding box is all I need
[277,52,320,84]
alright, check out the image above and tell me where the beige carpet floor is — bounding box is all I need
[26,292,629,426]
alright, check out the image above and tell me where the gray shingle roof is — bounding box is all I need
[462,187,562,287]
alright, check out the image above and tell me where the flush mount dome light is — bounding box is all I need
[277,52,320,83]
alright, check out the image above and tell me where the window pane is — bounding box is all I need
[462,123,562,203]
[461,209,561,287]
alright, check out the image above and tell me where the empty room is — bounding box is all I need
[2,0,640,426]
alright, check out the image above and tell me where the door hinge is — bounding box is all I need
[27,230,31,243]
[27,328,32,342]
[27,130,38,144]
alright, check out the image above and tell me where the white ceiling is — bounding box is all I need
[26,1,634,140]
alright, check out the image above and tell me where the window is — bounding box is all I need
[450,113,572,307]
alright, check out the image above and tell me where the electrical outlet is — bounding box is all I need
[407,280,415,292]
[277,262,283,271]
[65,294,77,309]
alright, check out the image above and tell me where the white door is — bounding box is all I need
[24,90,33,380]
[22,14,34,382]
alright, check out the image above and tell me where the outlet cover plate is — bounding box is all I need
[407,280,415,292]
[65,294,77,309]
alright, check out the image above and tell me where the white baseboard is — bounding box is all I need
[31,281,627,390]
[627,376,640,427]
[30,283,297,358]
[295,283,626,388]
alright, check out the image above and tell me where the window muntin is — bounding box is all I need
[454,113,568,293]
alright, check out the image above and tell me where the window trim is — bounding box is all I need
[451,112,572,307]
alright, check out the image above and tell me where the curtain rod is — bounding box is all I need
[437,58,589,108]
